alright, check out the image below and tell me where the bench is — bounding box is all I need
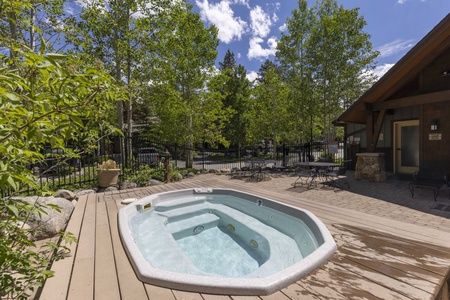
[408,172,448,201]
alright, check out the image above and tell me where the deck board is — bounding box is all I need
[67,193,97,300]
[104,196,149,300]
[94,200,121,300]
[144,284,176,300]
[201,294,233,300]
[38,192,90,300]
[39,174,450,300]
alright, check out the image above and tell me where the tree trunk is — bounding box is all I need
[185,115,193,168]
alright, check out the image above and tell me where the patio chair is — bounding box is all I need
[324,160,351,191]
[291,163,317,189]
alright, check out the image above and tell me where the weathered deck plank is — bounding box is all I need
[38,192,90,300]
[259,291,292,300]
[94,200,121,300]
[171,290,204,300]
[67,193,97,300]
[104,196,149,300]
[144,284,176,300]
[39,175,450,300]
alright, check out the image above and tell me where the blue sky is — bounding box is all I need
[191,0,450,81]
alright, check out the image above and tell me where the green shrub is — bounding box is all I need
[0,48,122,298]
[0,198,77,299]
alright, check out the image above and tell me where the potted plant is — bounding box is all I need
[97,159,120,187]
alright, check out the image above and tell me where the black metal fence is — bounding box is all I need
[7,135,346,195]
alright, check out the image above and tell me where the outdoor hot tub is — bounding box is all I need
[118,188,336,295]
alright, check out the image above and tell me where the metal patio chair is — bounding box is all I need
[324,160,351,191]
[291,163,317,189]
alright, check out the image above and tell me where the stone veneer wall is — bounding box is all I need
[354,153,386,182]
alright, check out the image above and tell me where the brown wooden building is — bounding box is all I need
[335,13,450,180]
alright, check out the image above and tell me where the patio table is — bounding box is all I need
[293,162,340,189]
[245,159,276,182]
[297,162,340,178]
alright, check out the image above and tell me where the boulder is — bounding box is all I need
[120,180,138,190]
[75,189,97,197]
[148,179,164,186]
[54,189,78,201]
[185,172,196,178]
[102,186,119,192]
[15,196,75,241]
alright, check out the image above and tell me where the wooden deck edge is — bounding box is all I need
[38,193,93,300]
[436,268,450,300]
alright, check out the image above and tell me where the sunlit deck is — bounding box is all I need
[39,173,450,300]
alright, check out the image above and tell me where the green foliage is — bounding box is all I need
[276,0,378,142]
[123,164,183,185]
[217,51,252,149]
[247,62,290,146]
[0,47,122,298]
[141,3,222,167]
[123,165,153,186]
[0,197,77,299]
[0,49,121,194]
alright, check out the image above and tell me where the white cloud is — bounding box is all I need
[247,37,277,60]
[373,63,395,79]
[246,4,278,61]
[196,0,248,44]
[377,38,415,58]
[272,13,279,23]
[279,23,287,32]
[232,0,250,8]
[246,70,258,82]
[250,5,271,38]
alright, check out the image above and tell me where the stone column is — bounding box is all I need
[355,153,386,182]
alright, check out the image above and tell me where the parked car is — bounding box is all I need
[137,147,160,166]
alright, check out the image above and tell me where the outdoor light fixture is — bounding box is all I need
[431,119,439,131]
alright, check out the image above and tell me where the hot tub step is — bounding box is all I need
[154,197,207,212]
[167,212,220,238]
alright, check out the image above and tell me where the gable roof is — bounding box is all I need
[335,13,450,124]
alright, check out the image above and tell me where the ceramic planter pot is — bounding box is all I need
[98,169,120,187]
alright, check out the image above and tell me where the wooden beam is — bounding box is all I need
[365,105,374,152]
[364,107,386,152]
[372,109,386,149]
[373,90,450,111]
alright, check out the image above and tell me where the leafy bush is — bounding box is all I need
[0,198,77,299]
[0,48,122,298]
[123,163,185,186]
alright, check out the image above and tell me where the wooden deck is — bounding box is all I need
[39,174,450,300]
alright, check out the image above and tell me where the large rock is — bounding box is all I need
[54,189,78,201]
[148,179,164,185]
[120,180,138,190]
[99,186,119,193]
[75,189,97,197]
[15,196,75,240]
